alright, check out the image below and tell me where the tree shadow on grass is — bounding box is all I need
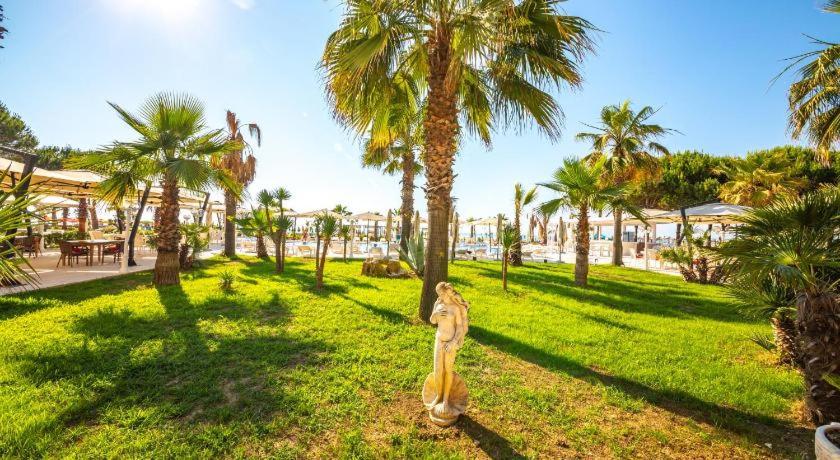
[467,264,752,324]
[338,293,411,325]
[11,283,328,453]
[468,325,811,452]
[457,415,525,460]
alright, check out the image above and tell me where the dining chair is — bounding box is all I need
[103,241,124,263]
[56,241,87,267]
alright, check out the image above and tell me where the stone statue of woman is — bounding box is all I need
[422,282,469,426]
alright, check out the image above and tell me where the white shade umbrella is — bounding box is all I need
[654,203,751,224]
[33,194,79,208]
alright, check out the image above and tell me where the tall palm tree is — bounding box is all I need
[77,198,88,234]
[716,154,805,207]
[218,110,261,258]
[539,158,628,287]
[323,0,595,321]
[576,100,674,266]
[784,0,840,165]
[359,74,425,257]
[107,93,241,285]
[713,187,840,423]
[362,114,423,257]
[69,145,155,266]
[510,183,537,266]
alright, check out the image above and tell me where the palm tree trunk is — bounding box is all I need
[62,208,68,231]
[256,231,268,258]
[128,186,150,267]
[89,201,100,229]
[502,252,508,291]
[612,208,623,266]
[154,206,161,231]
[771,315,798,366]
[78,198,88,234]
[315,228,321,272]
[419,28,457,323]
[575,205,590,287]
[796,292,840,423]
[400,150,415,257]
[198,193,210,225]
[280,231,287,272]
[511,208,523,266]
[153,174,181,286]
[450,212,458,263]
[223,189,237,258]
[316,236,330,289]
[115,208,125,233]
[273,232,283,272]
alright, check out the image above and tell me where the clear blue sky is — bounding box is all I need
[0,0,836,218]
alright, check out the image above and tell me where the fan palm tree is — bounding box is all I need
[511,183,537,266]
[69,145,155,267]
[315,212,338,290]
[323,0,596,321]
[338,225,352,261]
[360,76,424,257]
[253,190,274,258]
[784,0,840,165]
[218,110,261,258]
[713,187,840,423]
[539,158,629,287]
[576,100,674,266]
[107,93,241,285]
[716,154,806,207]
[499,224,517,291]
[727,275,798,366]
[233,207,270,258]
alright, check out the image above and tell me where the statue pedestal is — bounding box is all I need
[422,372,468,427]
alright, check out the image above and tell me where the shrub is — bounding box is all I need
[398,232,424,277]
[218,269,235,291]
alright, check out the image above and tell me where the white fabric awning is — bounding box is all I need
[652,203,750,224]
[351,211,387,221]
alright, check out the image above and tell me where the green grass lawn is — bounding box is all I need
[0,257,810,458]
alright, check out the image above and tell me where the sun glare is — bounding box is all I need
[104,0,203,22]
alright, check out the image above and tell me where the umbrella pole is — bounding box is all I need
[644,226,650,271]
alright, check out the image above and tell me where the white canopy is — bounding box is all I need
[295,209,342,218]
[653,203,751,224]
[588,208,669,227]
[351,211,387,221]
[0,157,103,198]
[470,216,506,226]
[33,194,79,208]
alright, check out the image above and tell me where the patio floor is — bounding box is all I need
[1,249,161,295]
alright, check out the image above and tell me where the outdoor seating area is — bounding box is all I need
[2,1,840,458]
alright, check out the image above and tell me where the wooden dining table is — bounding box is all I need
[66,239,124,266]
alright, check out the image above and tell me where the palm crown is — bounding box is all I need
[716,153,805,207]
[323,0,595,144]
[784,0,840,164]
[539,157,628,215]
[107,93,241,194]
[576,100,674,181]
